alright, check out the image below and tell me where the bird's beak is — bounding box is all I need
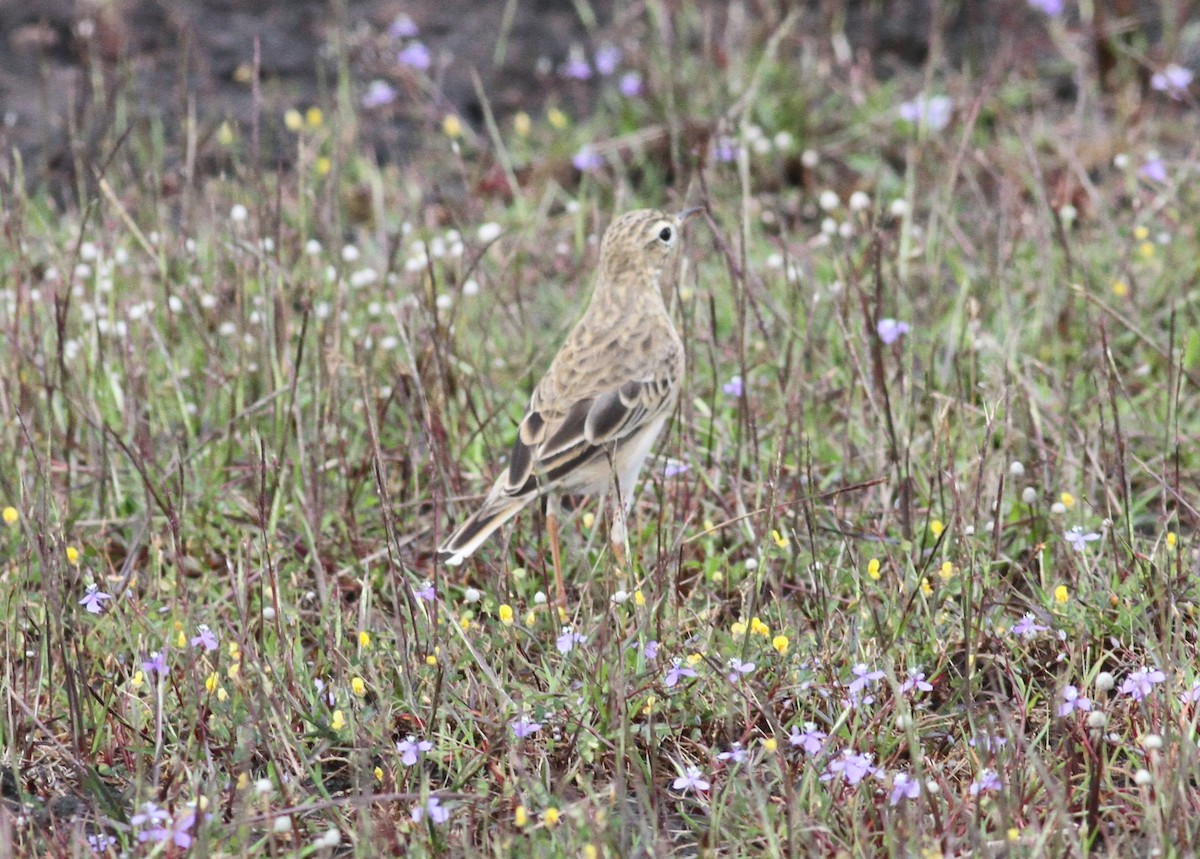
[678,206,706,223]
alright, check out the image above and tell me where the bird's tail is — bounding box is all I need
[438,476,536,565]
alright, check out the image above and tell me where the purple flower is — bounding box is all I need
[889,771,921,805]
[968,734,1007,752]
[86,832,117,853]
[663,460,689,478]
[672,765,710,792]
[189,624,218,652]
[717,742,748,764]
[130,802,170,829]
[726,657,756,683]
[412,795,450,824]
[643,640,659,661]
[714,137,739,163]
[1058,685,1092,716]
[413,580,436,601]
[79,584,112,615]
[899,668,934,696]
[510,718,542,738]
[556,626,586,654]
[1140,157,1167,183]
[847,663,885,696]
[141,651,168,676]
[618,71,643,97]
[559,51,592,80]
[821,750,877,786]
[397,43,431,70]
[1181,680,1200,705]
[571,145,604,172]
[969,768,1003,796]
[1120,666,1166,701]
[722,375,744,397]
[594,44,621,76]
[1064,526,1101,551]
[665,657,698,688]
[396,735,433,766]
[1028,0,1063,14]
[788,723,827,755]
[1012,613,1049,639]
[1151,64,1193,99]
[877,318,911,344]
[898,94,952,130]
[387,14,419,39]
[362,80,398,109]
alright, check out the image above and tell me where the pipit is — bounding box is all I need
[439,207,701,603]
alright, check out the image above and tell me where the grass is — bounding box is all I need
[3,2,1200,856]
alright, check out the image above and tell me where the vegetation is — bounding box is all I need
[2,2,1199,856]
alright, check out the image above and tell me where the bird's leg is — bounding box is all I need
[610,475,629,570]
[546,494,568,608]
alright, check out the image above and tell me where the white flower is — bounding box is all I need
[477,222,502,243]
[230,204,248,223]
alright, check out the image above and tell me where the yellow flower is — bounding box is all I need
[750,617,770,637]
[2,507,18,526]
[229,641,241,658]
[227,662,241,679]
[1167,531,1177,549]
[582,846,598,859]
[1134,225,1149,241]
[547,108,568,130]
[305,107,323,127]
[762,737,778,752]
[358,630,371,648]
[731,621,747,636]
[1112,280,1128,298]
[331,709,346,731]
[217,121,235,146]
[686,653,703,667]
[920,578,933,596]
[237,772,249,790]
[938,561,955,581]
[176,630,187,648]
[542,807,560,826]
[772,529,790,549]
[425,653,437,666]
[216,687,228,702]
[284,108,304,131]
[642,694,655,715]
[130,670,144,689]
[930,519,945,537]
[582,512,595,529]
[351,677,367,696]
[499,604,514,625]
[867,558,881,580]
[461,616,471,632]
[1139,241,1155,259]
[315,156,331,176]
[1054,585,1069,604]
[524,611,537,627]
[374,766,383,782]
[1060,492,1075,508]
[442,114,463,138]
[1007,827,1020,842]
[514,804,528,827]
[772,635,789,655]
[513,111,531,137]
[205,672,219,693]
[66,546,80,564]
[634,590,646,607]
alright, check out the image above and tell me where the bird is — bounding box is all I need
[439,206,702,604]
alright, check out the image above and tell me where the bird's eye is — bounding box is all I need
[658,226,673,243]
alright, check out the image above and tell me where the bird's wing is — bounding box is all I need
[499,337,681,497]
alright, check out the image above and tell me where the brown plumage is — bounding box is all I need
[439,208,699,596]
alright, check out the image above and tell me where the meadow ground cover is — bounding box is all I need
[2,1,1200,856]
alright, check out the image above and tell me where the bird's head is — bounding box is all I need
[598,207,704,282]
